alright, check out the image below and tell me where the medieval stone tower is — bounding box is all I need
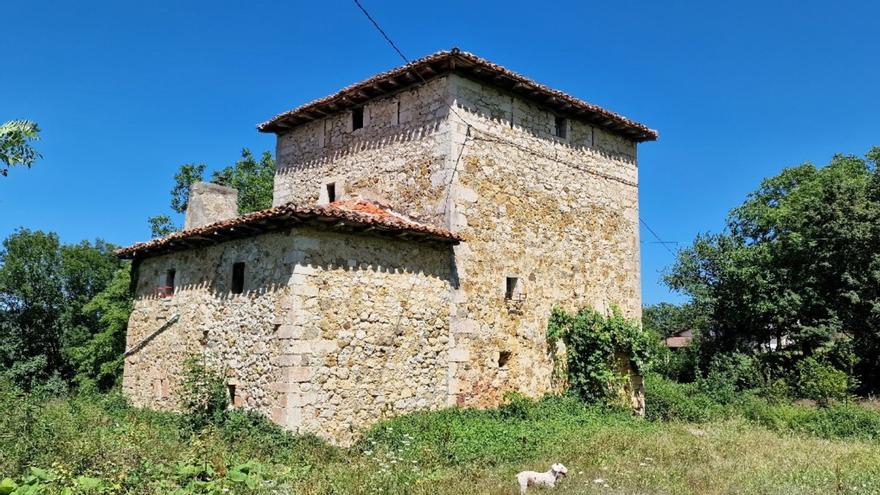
[119,49,656,445]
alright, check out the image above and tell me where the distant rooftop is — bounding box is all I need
[258,48,658,143]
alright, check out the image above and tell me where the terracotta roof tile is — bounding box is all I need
[116,199,461,260]
[258,48,657,142]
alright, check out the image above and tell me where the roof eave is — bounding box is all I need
[257,50,658,142]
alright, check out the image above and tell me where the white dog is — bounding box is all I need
[516,463,568,494]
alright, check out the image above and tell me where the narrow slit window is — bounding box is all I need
[554,116,567,138]
[227,384,237,406]
[352,107,364,130]
[505,277,519,300]
[326,182,336,203]
[498,351,512,368]
[231,262,245,294]
[396,101,401,124]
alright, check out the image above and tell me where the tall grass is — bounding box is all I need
[2,378,880,494]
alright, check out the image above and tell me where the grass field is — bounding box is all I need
[3,380,880,494]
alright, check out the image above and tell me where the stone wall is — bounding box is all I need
[267,73,643,410]
[124,70,646,445]
[443,74,642,407]
[273,77,455,225]
[123,228,454,445]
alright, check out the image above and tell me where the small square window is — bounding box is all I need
[554,116,567,139]
[326,182,336,203]
[231,262,245,294]
[498,351,512,368]
[352,107,364,130]
[157,269,175,298]
[505,277,519,300]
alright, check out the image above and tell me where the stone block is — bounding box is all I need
[276,325,303,339]
[449,349,470,362]
[287,391,317,407]
[287,366,314,383]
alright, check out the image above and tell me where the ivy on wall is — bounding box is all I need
[547,306,655,404]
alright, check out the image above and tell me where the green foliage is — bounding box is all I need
[149,149,275,236]
[0,120,40,176]
[0,230,124,389]
[170,163,207,214]
[665,147,880,393]
[357,394,637,469]
[147,215,176,239]
[66,269,132,391]
[179,358,229,430]
[796,357,853,406]
[547,306,655,404]
[646,373,880,441]
[642,302,707,338]
[644,373,725,422]
[697,352,764,404]
[210,149,275,214]
[3,377,880,494]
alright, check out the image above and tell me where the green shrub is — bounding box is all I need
[357,394,638,467]
[697,352,764,404]
[179,357,229,430]
[644,373,724,422]
[796,357,852,406]
[742,400,880,440]
[547,306,655,405]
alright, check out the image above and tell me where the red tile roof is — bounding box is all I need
[257,48,657,142]
[116,199,461,260]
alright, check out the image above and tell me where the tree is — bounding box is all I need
[0,230,124,389]
[666,148,880,392]
[211,149,275,214]
[148,215,176,239]
[0,120,41,176]
[170,163,208,214]
[147,149,274,236]
[642,302,707,338]
[66,268,132,390]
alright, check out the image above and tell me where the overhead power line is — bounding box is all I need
[351,0,678,261]
[640,218,677,257]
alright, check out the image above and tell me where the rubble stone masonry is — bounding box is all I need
[123,229,454,445]
[124,71,645,445]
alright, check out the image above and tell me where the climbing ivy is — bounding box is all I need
[547,306,655,404]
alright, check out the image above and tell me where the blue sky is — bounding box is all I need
[2,1,878,304]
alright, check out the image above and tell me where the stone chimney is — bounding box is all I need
[184,182,238,230]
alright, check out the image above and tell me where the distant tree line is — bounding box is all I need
[647,147,880,401]
[0,148,274,393]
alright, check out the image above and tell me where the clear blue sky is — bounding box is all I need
[2,1,878,304]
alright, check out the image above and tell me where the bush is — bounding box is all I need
[547,306,655,405]
[796,357,852,406]
[357,394,638,468]
[179,357,229,430]
[743,399,880,440]
[697,352,764,404]
[644,374,724,422]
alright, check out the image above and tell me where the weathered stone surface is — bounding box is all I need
[123,228,453,445]
[124,70,646,446]
[184,182,238,229]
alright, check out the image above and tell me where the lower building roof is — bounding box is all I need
[116,199,462,260]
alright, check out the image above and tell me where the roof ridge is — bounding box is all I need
[257,49,657,142]
[116,199,461,259]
